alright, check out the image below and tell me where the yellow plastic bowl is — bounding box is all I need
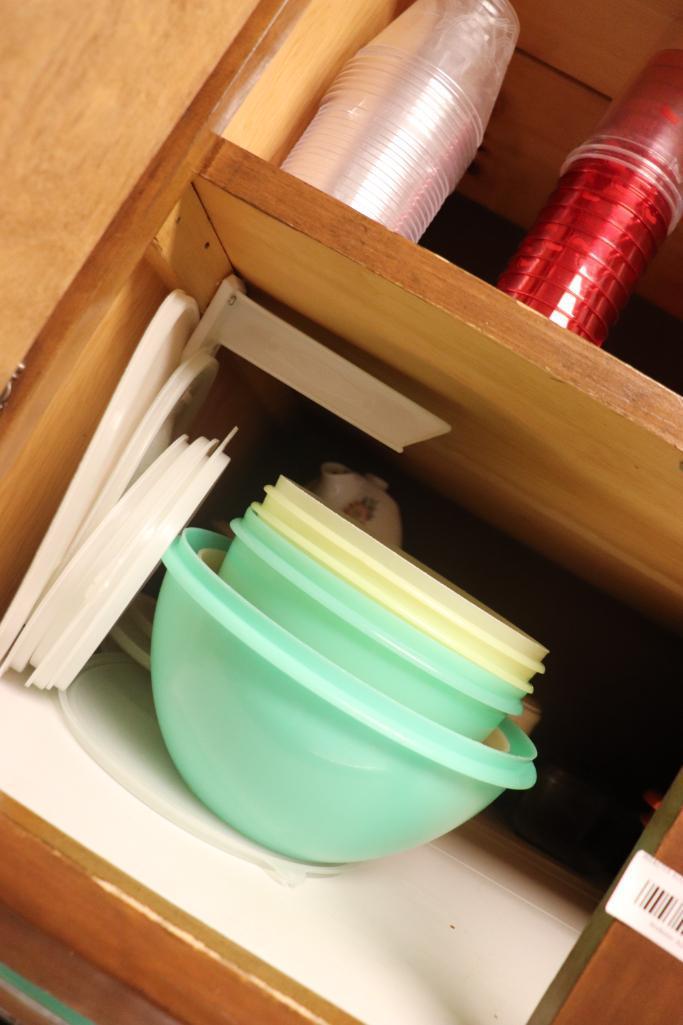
[272,478,546,662]
[257,479,546,690]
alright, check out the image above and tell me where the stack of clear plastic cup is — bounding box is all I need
[499,50,683,346]
[282,0,519,242]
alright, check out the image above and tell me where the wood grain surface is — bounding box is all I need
[0,0,304,453]
[196,142,683,629]
[515,0,683,98]
[1,902,182,1025]
[148,184,234,312]
[0,0,261,386]
[0,796,362,1025]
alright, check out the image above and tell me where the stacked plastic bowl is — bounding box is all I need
[151,477,545,865]
[281,0,519,242]
[499,49,683,345]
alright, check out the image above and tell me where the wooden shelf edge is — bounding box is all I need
[194,140,683,630]
[200,141,683,454]
[0,794,361,1025]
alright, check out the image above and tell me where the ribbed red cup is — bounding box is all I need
[559,161,674,225]
[499,48,683,346]
[551,190,668,245]
[532,207,658,265]
[513,235,642,291]
[552,185,670,237]
[513,223,647,286]
[499,156,672,344]
[509,248,632,308]
[498,273,613,332]
[523,218,650,279]
[500,254,627,315]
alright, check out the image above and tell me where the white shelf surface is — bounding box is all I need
[0,677,598,1025]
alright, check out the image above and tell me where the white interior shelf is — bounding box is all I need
[0,677,598,1025]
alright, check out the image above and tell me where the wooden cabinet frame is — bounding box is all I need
[1,2,682,1023]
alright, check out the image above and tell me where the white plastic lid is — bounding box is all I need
[59,654,342,886]
[0,291,199,663]
[28,433,234,692]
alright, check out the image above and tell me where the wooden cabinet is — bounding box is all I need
[1,1,682,1022]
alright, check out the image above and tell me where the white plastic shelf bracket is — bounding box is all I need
[183,276,450,452]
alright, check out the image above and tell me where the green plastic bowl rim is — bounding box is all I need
[160,528,537,790]
[230,511,522,717]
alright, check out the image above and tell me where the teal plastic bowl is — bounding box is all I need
[219,510,523,740]
[152,529,536,864]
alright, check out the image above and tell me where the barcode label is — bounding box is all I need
[634,880,683,928]
[606,849,683,963]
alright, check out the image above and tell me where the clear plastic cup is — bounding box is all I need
[365,0,519,129]
[282,0,519,240]
[301,95,479,179]
[287,60,480,165]
[286,119,465,197]
[283,68,481,239]
[330,50,484,132]
[302,105,479,196]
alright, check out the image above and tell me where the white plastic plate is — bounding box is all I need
[0,291,199,662]
[30,433,234,691]
[58,655,340,886]
[109,594,156,670]
[70,349,218,552]
[4,438,192,674]
[29,438,211,672]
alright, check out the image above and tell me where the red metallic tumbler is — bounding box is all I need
[499,50,683,345]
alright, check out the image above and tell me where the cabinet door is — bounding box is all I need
[0,797,360,1025]
[0,0,269,389]
[1,911,181,1025]
[530,771,683,1024]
